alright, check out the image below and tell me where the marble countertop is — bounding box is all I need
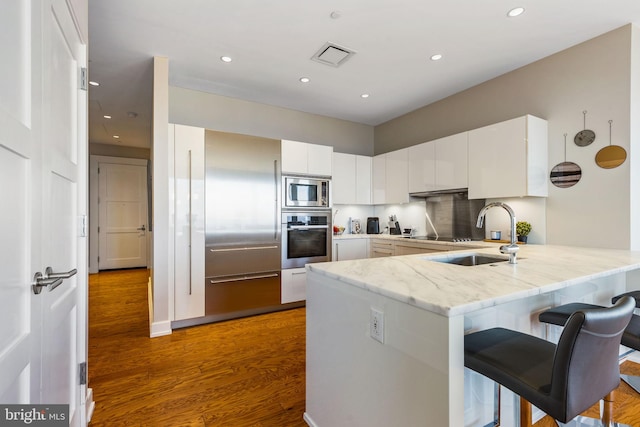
[307,245,640,317]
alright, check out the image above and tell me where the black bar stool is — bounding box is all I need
[540,290,640,395]
[465,297,634,427]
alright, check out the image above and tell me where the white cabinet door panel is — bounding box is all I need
[332,152,356,204]
[173,124,205,321]
[355,155,372,205]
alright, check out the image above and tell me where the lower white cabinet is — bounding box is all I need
[333,238,369,261]
[281,267,307,303]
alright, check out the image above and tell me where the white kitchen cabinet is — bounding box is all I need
[332,152,372,205]
[435,132,468,191]
[468,115,548,199]
[171,124,206,321]
[332,153,356,204]
[372,155,386,205]
[333,238,369,261]
[408,132,468,194]
[355,155,372,204]
[282,139,332,176]
[373,149,409,205]
[281,267,307,303]
[408,141,436,193]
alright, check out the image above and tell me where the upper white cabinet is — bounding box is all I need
[332,152,372,205]
[468,115,548,199]
[282,139,332,176]
[373,149,409,205]
[171,124,206,321]
[408,132,468,194]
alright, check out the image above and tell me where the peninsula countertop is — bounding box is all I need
[307,245,640,317]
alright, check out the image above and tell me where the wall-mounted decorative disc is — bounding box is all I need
[574,110,595,147]
[596,120,626,169]
[551,133,581,188]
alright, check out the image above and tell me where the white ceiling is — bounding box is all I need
[88,0,640,149]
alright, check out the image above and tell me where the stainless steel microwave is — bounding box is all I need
[283,176,330,209]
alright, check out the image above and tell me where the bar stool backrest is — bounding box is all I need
[550,296,635,420]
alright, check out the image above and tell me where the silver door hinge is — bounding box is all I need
[80,68,88,91]
[79,215,87,237]
[78,362,87,385]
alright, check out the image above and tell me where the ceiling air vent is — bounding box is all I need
[311,42,356,67]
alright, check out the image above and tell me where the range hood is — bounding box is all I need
[409,187,468,198]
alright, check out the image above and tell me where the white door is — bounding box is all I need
[98,162,148,270]
[0,0,88,425]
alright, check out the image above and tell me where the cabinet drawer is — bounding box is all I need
[281,268,307,303]
[205,272,281,315]
[370,239,393,258]
[206,244,280,277]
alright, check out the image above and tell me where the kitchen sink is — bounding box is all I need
[426,253,510,266]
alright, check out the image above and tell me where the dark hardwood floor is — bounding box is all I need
[87,268,640,426]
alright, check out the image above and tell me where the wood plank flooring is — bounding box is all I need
[88,268,640,426]
[88,268,306,426]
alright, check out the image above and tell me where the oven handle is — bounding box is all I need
[287,225,329,230]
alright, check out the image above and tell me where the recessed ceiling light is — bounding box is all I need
[300,77,310,83]
[103,115,111,119]
[507,7,525,17]
[430,54,443,61]
[361,93,370,99]
[220,56,232,63]
[89,81,99,86]
[113,135,120,139]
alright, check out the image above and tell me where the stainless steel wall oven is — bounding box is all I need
[282,211,332,269]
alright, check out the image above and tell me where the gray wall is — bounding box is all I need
[376,25,636,249]
[169,87,374,156]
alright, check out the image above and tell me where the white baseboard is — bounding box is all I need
[150,320,172,337]
[147,277,172,337]
[86,387,95,423]
[303,412,317,427]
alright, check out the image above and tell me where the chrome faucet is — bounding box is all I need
[476,202,519,264]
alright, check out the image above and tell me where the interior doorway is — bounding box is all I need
[89,156,150,273]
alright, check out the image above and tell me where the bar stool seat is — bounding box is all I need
[465,297,634,426]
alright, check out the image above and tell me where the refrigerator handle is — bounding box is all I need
[188,149,193,295]
[274,159,278,240]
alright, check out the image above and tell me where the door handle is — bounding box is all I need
[32,272,63,295]
[137,225,146,231]
[44,266,78,280]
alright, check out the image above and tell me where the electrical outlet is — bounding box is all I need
[370,308,384,343]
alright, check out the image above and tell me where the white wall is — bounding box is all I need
[169,86,374,156]
[151,56,173,337]
[375,25,636,250]
[630,27,640,251]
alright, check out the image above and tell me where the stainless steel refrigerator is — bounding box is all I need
[204,130,283,322]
